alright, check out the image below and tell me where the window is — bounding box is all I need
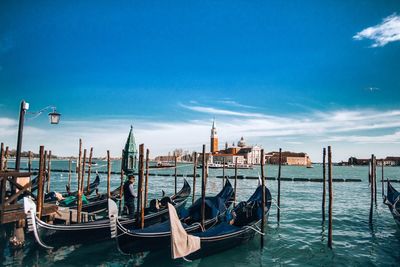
[128,156,134,169]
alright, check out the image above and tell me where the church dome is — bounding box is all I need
[238,136,246,147]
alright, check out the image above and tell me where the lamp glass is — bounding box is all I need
[48,112,61,124]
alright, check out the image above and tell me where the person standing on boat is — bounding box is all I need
[123,175,136,218]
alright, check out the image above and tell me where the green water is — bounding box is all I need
[2,160,400,266]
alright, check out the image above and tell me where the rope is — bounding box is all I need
[272,198,281,210]
[243,225,265,235]
[191,222,205,232]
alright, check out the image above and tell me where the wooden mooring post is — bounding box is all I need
[119,149,124,213]
[233,157,238,207]
[144,148,150,208]
[192,152,197,204]
[322,148,326,223]
[86,147,93,194]
[0,143,4,171]
[107,150,111,198]
[28,151,32,173]
[260,149,266,248]
[327,146,333,249]
[37,145,45,218]
[201,145,206,228]
[136,144,144,228]
[79,149,87,222]
[76,138,82,223]
[4,146,9,170]
[222,157,225,186]
[374,156,377,205]
[369,154,375,225]
[381,159,384,197]
[67,158,72,192]
[174,155,177,194]
[46,150,52,193]
[277,148,282,223]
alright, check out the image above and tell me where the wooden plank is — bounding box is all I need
[1,204,58,224]
[0,172,33,178]
[4,179,33,205]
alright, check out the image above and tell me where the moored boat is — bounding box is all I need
[23,179,191,249]
[383,180,400,226]
[170,184,272,260]
[110,179,234,254]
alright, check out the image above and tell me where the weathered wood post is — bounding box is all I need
[81,149,87,191]
[322,148,326,223]
[4,146,9,170]
[119,150,124,198]
[44,149,47,172]
[192,152,197,204]
[327,146,333,249]
[369,154,374,225]
[277,148,282,223]
[76,139,82,223]
[77,139,82,192]
[136,144,144,228]
[144,148,150,208]
[374,155,377,205]
[0,143,4,171]
[201,145,206,228]
[46,150,52,193]
[28,151,32,173]
[86,147,93,194]
[107,150,111,198]
[260,149,266,248]
[234,157,238,207]
[77,146,85,224]
[37,146,45,218]
[174,155,178,194]
[222,157,225,186]
[381,159,384,197]
[68,158,72,191]
[119,150,124,213]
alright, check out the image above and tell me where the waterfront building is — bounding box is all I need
[266,151,312,166]
[208,120,262,165]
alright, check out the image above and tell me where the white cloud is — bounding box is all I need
[353,13,400,47]
[2,105,400,161]
[218,100,256,109]
[180,103,267,118]
[325,131,400,144]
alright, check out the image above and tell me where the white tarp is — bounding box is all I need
[168,202,201,259]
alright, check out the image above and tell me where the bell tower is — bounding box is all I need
[122,125,138,175]
[210,118,218,154]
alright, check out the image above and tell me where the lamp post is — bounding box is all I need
[15,100,61,171]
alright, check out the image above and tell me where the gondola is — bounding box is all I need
[383,180,400,226]
[173,184,272,260]
[110,179,234,254]
[45,174,101,201]
[23,179,190,249]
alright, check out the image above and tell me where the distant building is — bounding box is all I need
[382,157,400,166]
[348,156,400,166]
[265,151,311,166]
[208,119,262,165]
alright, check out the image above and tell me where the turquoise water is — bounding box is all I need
[2,160,400,266]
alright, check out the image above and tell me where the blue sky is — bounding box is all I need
[0,1,400,161]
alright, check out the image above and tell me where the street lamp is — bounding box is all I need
[15,100,61,171]
[48,108,61,124]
